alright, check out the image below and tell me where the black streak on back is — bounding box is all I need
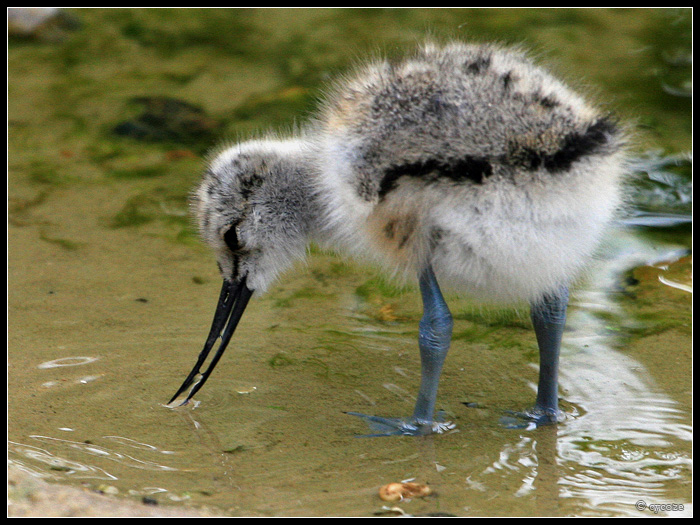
[515,117,619,173]
[375,118,618,201]
[378,156,493,200]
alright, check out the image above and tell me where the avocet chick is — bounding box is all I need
[169,41,627,436]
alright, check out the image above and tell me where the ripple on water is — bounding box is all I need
[37,356,100,369]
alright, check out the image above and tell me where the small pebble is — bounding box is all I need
[378,482,431,502]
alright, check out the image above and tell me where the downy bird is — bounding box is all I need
[168,41,627,436]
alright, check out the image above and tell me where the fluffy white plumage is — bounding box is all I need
[311,42,628,304]
[193,41,627,303]
[171,41,629,425]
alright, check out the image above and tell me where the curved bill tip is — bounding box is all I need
[168,277,254,406]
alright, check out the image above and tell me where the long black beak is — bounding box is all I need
[168,276,254,406]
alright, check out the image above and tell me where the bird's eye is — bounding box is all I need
[223,224,240,252]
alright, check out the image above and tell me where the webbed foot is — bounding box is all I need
[346,411,456,437]
[500,406,565,430]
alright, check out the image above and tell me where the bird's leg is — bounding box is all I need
[412,265,454,429]
[347,265,455,437]
[531,285,569,420]
[502,285,569,428]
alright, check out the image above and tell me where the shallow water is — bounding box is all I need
[8,8,691,517]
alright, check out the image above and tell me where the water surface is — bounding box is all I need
[8,8,691,517]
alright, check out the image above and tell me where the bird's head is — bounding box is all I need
[169,138,317,405]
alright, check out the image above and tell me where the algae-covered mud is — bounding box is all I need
[9,8,691,517]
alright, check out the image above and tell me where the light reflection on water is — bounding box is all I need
[37,356,100,369]
[8,222,691,516]
[8,149,691,516]
[478,224,691,516]
[10,434,178,475]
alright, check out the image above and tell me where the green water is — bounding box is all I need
[8,8,691,517]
